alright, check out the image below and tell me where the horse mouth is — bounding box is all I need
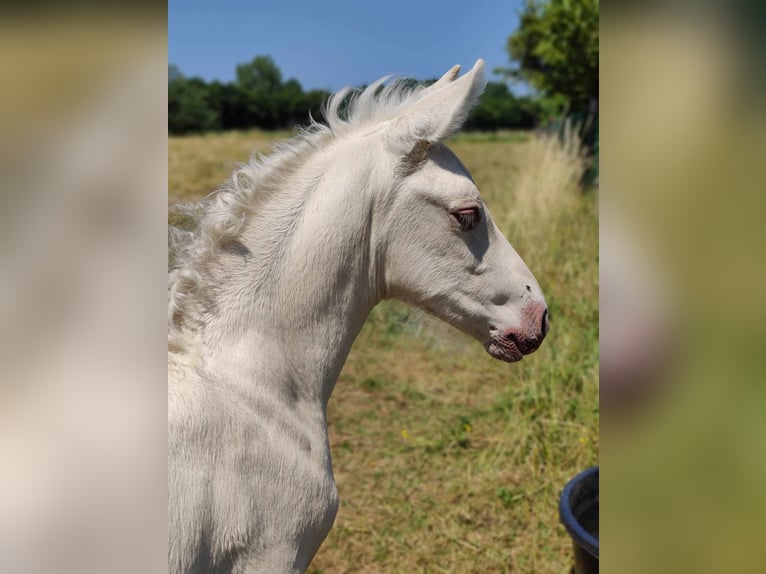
[484,337,524,363]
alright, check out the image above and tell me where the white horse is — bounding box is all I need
[168,60,548,574]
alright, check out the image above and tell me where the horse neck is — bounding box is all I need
[198,137,387,407]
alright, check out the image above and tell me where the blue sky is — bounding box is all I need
[169,0,529,92]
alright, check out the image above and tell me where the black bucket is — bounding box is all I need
[559,466,599,574]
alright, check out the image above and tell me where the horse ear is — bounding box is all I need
[427,64,461,91]
[388,59,486,151]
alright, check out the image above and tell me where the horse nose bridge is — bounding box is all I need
[486,224,545,304]
[493,234,538,288]
[504,265,545,304]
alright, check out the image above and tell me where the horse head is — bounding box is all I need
[376,60,549,362]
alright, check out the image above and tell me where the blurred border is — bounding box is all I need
[0,5,168,574]
[602,2,766,572]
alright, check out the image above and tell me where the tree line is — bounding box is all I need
[169,56,555,135]
[170,0,597,139]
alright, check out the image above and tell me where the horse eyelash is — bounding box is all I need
[451,208,481,230]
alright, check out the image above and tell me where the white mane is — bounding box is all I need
[168,76,432,352]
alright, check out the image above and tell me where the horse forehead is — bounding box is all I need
[430,144,474,182]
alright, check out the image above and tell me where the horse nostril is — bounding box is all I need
[541,308,549,337]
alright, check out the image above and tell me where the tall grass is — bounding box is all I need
[505,122,588,245]
[168,128,598,573]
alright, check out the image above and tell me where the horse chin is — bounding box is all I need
[484,339,524,363]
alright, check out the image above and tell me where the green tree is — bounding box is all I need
[465,82,544,130]
[276,78,305,126]
[168,76,220,134]
[235,55,283,93]
[505,0,598,115]
[168,64,184,84]
[206,81,248,130]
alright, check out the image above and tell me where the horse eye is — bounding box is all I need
[450,207,482,231]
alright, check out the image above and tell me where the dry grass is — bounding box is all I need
[168,129,292,205]
[168,128,598,573]
[509,124,587,233]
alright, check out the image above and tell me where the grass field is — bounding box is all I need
[169,128,599,573]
